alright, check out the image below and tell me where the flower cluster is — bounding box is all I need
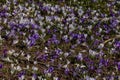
[0,0,120,80]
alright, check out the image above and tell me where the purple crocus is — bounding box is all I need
[55,49,62,55]
[41,54,48,61]
[51,34,60,44]
[99,59,109,67]
[103,24,111,33]
[48,66,54,73]
[62,35,69,43]
[114,40,120,49]
[64,68,69,75]
[32,73,37,79]
[32,33,39,40]
[71,33,78,39]
[76,53,83,61]
[3,49,8,57]
[118,62,120,71]
[110,19,118,27]
[0,64,3,69]
[18,71,25,77]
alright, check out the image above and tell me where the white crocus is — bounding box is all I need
[16,66,22,71]
[53,77,59,80]
[32,66,38,71]
[89,50,98,56]
[26,55,31,61]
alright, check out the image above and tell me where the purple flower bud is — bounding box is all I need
[52,54,58,59]
[55,49,62,55]
[33,33,39,40]
[0,64,3,69]
[77,53,83,61]
[110,19,118,27]
[93,40,100,47]
[71,33,78,39]
[64,68,69,75]
[48,66,54,73]
[3,49,7,57]
[118,62,120,71]
[41,54,48,61]
[53,40,60,44]
[96,69,102,73]
[29,39,36,46]
[73,72,77,77]
[32,73,37,79]
[62,19,67,24]
[114,41,120,49]
[18,71,25,77]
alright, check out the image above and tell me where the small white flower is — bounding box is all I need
[47,25,51,29]
[80,50,87,53]
[96,12,99,16]
[32,66,38,71]
[77,53,83,61]
[80,65,86,68]
[4,18,7,24]
[98,43,104,49]
[69,24,75,30]
[75,63,80,67]
[45,47,48,50]
[11,69,15,74]
[91,10,96,15]
[78,8,84,16]
[44,50,48,53]
[8,49,15,55]
[53,77,59,80]
[64,52,69,57]
[26,65,29,69]
[3,57,13,62]
[93,16,98,21]
[13,40,18,44]
[51,12,54,15]
[102,17,109,21]
[43,78,47,80]
[41,29,45,33]
[99,28,102,32]
[38,76,42,80]
[11,64,14,68]
[21,52,25,56]
[46,73,51,77]
[89,50,98,56]
[32,77,35,80]
[60,58,62,60]
[85,76,96,80]
[13,53,19,57]
[88,25,92,30]
[16,66,22,71]
[67,60,70,64]
[34,61,37,65]
[26,55,31,61]
[63,64,68,68]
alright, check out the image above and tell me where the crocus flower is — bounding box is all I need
[48,66,54,73]
[0,64,3,69]
[18,71,25,78]
[32,73,37,79]
[118,62,120,71]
